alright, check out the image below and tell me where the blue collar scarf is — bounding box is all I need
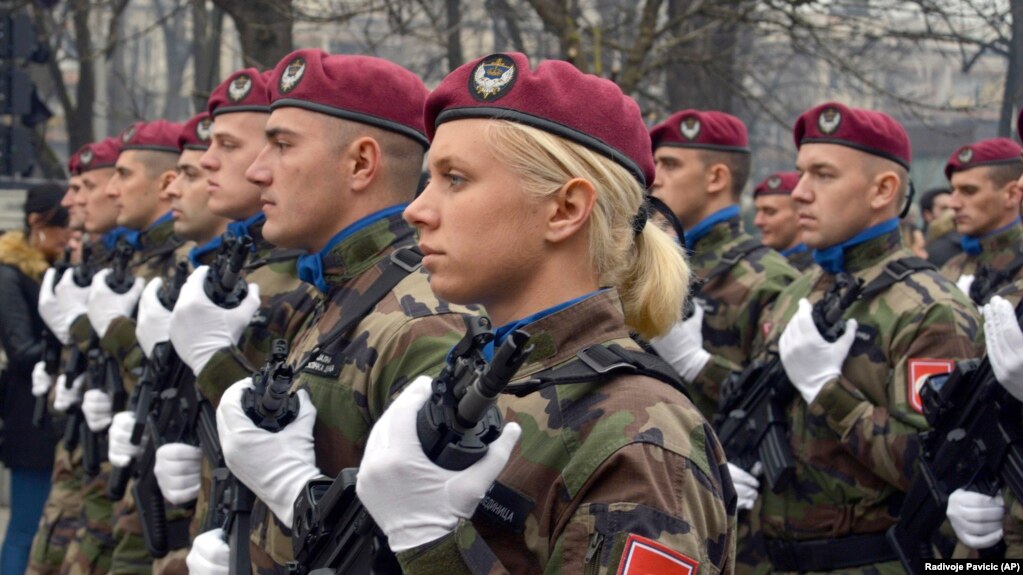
[297,204,408,293]
[960,216,1022,256]
[684,205,740,249]
[189,236,224,268]
[102,227,134,252]
[781,243,808,257]
[226,212,266,240]
[124,211,174,250]
[476,289,607,362]
[813,218,900,274]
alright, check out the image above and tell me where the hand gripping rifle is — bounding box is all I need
[715,272,862,493]
[108,261,190,501]
[33,248,74,428]
[61,241,97,451]
[289,316,533,575]
[82,240,136,476]
[886,300,1023,573]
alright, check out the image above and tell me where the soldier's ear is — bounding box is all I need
[545,177,595,245]
[705,163,731,197]
[868,170,900,212]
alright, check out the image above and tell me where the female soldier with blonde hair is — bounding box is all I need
[357,52,737,575]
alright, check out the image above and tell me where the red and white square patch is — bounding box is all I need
[907,358,955,413]
[616,534,699,575]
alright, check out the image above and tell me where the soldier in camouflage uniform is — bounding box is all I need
[344,52,736,575]
[752,171,814,272]
[746,102,983,573]
[938,137,1023,305]
[32,136,128,575]
[647,109,799,421]
[179,49,479,574]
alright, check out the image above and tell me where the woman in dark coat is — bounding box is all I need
[0,183,70,575]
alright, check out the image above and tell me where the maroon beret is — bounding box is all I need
[120,120,183,155]
[79,137,122,173]
[754,171,800,196]
[208,68,272,117]
[944,137,1022,180]
[793,102,910,169]
[425,52,654,186]
[179,112,213,151]
[267,49,428,147]
[650,110,750,154]
[68,146,84,176]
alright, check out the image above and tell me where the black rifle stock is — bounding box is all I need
[289,316,533,575]
[60,242,98,450]
[715,273,862,493]
[887,301,1023,574]
[33,248,74,428]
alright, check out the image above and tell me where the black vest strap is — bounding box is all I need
[856,257,936,302]
[700,239,768,290]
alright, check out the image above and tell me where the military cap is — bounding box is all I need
[68,145,84,176]
[793,102,911,169]
[179,112,213,151]
[267,48,429,147]
[79,137,122,173]
[120,120,183,155]
[753,171,800,196]
[650,110,750,154]
[944,137,1023,180]
[425,52,654,186]
[208,68,273,117]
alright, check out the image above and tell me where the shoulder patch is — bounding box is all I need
[617,534,699,575]
[907,358,955,413]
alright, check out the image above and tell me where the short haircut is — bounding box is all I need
[329,117,426,201]
[920,187,950,213]
[698,149,751,200]
[985,162,1023,189]
[135,150,180,179]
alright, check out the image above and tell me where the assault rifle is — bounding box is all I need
[33,248,74,428]
[887,300,1023,574]
[715,272,862,493]
[289,316,532,575]
[61,241,98,452]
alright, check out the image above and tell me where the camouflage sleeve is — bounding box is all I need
[1005,488,1023,557]
[69,313,94,354]
[194,346,257,408]
[98,315,144,393]
[690,354,741,405]
[813,301,981,491]
[939,254,965,283]
[397,439,736,575]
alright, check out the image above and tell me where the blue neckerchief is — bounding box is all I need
[480,289,608,361]
[297,204,408,293]
[684,205,740,248]
[960,216,1022,256]
[781,243,808,257]
[813,218,900,274]
[123,212,174,250]
[102,227,133,252]
[226,212,266,240]
[189,236,223,268]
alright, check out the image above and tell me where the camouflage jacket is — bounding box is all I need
[781,244,815,273]
[687,212,799,419]
[252,211,477,568]
[753,229,982,556]
[397,289,736,575]
[940,220,1023,304]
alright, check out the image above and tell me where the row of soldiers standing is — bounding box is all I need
[17,45,1023,575]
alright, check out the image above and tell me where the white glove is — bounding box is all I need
[357,376,522,552]
[186,529,230,575]
[53,373,85,412]
[108,411,142,467]
[82,389,113,432]
[87,269,145,338]
[32,361,54,397]
[154,443,202,505]
[136,278,173,359]
[39,268,91,345]
[983,296,1023,402]
[170,267,261,375]
[947,488,1005,549]
[649,303,711,383]
[728,462,761,511]
[779,299,858,404]
[956,274,975,297]
[217,378,319,528]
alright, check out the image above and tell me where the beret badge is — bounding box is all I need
[228,74,253,103]
[80,148,93,167]
[470,54,516,102]
[767,176,781,190]
[818,107,841,135]
[280,57,307,94]
[957,147,974,164]
[196,117,213,143]
[680,117,701,141]
[122,124,137,144]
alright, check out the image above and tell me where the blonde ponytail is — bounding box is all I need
[484,120,690,339]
